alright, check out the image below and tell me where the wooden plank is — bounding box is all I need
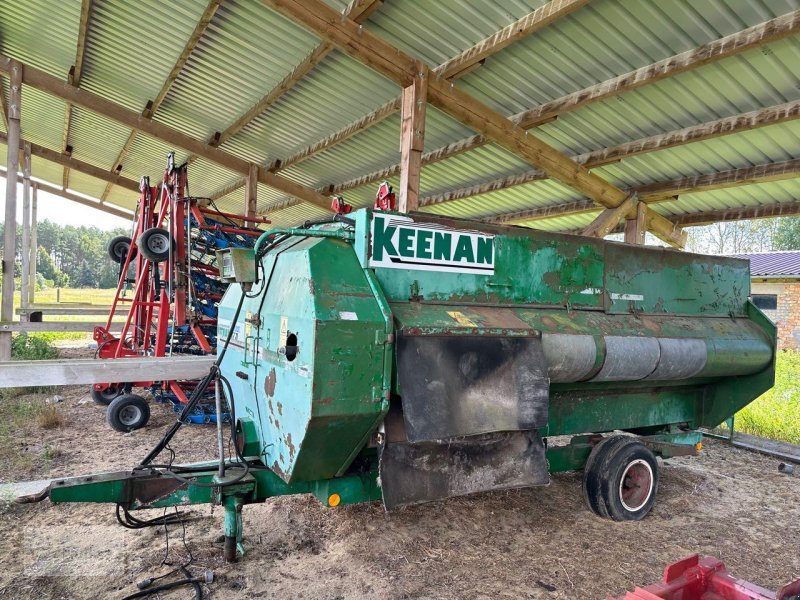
[101,0,222,201]
[328,10,800,197]
[260,0,687,247]
[231,0,584,202]
[418,100,800,207]
[624,202,647,244]
[0,321,106,333]
[61,0,93,191]
[437,0,591,79]
[0,132,140,192]
[398,68,427,212]
[1,60,21,361]
[0,55,333,211]
[0,356,217,388]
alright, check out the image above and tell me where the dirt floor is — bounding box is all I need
[0,347,798,599]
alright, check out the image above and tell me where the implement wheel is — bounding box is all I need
[90,383,124,406]
[108,235,136,264]
[107,394,150,432]
[583,436,659,521]
[138,228,174,263]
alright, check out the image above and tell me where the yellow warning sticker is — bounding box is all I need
[447,311,477,327]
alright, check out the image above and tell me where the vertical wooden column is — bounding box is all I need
[28,184,38,306]
[624,202,647,245]
[398,65,427,213]
[1,61,22,360]
[245,163,258,219]
[20,143,32,309]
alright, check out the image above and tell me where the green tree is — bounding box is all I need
[773,216,800,250]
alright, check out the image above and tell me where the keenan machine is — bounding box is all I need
[24,207,776,563]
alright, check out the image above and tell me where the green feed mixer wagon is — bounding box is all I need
[30,209,775,561]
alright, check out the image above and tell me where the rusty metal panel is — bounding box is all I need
[396,333,549,442]
[379,430,549,510]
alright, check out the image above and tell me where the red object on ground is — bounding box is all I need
[610,555,800,600]
[374,181,396,211]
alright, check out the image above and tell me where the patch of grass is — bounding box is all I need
[35,405,64,430]
[735,350,800,445]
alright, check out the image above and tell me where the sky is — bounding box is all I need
[0,177,131,231]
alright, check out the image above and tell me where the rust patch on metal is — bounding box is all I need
[264,367,277,397]
[471,306,531,330]
[286,432,296,459]
[276,401,283,416]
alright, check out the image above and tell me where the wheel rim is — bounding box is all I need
[101,385,119,400]
[114,243,129,258]
[619,458,654,512]
[118,405,142,427]
[147,234,169,253]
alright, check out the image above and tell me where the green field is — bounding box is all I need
[736,350,800,445]
[14,287,117,306]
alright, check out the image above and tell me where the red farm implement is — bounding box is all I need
[92,153,269,431]
[611,555,800,600]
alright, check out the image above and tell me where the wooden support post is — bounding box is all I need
[624,202,647,245]
[245,163,258,219]
[398,67,427,213]
[28,184,37,305]
[20,142,31,310]
[582,194,638,239]
[0,60,21,361]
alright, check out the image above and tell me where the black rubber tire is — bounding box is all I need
[138,227,174,263]
[582,435,631,518]
[108,235,136,264]
[90,383,124,406]
[583,436,659,521]
[107,393,150,432]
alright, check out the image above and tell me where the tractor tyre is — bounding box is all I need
[108,235,136,264]
[138,228,174,263]
[583,436,659,521]
[107,393,150,432]
[90,383,124,406]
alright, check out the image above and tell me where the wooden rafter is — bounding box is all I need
[0,54,332,211]
[674,202,800,226]
[260,0,686,248]
[61,0,93,191]
[324,10,800,197]
[199,0,381,158]
[0,168,132,219]
[0,132,140,192]
[213,0,588,199]
[492,158,800,225]
[398,67,427,212]
[100,0,222,202]
[418,99,800,208]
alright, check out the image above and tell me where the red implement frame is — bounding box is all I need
[611,555,800,600]
[93,153,270,406]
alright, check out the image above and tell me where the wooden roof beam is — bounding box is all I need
[246,0,588,189]
[61,0,93,191]
[0,132,140,192]
[418,99,800,208]
[101,0,222,202]
[492,158,800,225]
[0,167,133,219]
[0,54,332,211]
[674,201,800,226]
[260,0,686,248]
[328,10,800,196]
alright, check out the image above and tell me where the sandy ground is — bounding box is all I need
[0,348,798,599]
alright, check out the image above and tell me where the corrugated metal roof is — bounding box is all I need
[0,0,799,233]
[733,251,800,276]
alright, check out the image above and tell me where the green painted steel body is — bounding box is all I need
[46,208,775,536]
